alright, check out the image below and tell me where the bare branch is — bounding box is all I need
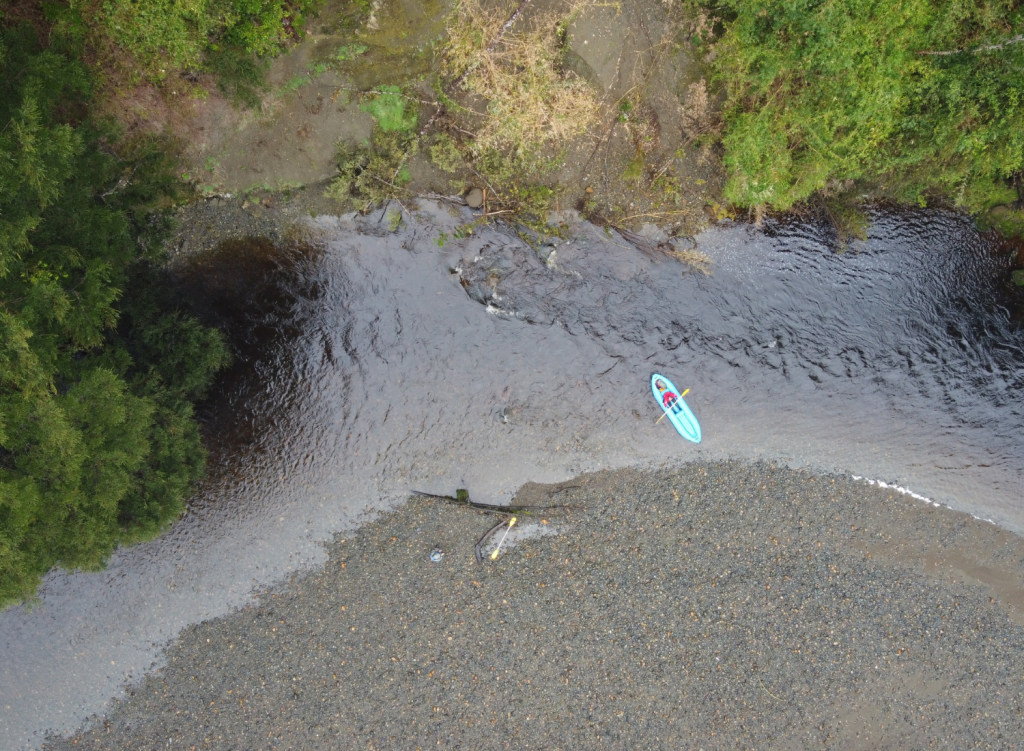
[98,165,138,201]
[918,33,1024,56]
[975,34,1024,52]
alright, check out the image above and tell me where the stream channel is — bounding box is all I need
[2,202,1023,747]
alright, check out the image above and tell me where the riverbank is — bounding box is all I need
[45,461,1024,749]
[167,0,723,241]
[163,0,1024,277]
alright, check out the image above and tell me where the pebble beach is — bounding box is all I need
[44,461,1024,749]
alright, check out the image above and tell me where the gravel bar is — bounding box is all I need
[45,461,1024,749]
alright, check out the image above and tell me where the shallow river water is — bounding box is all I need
[2,203,1022,747]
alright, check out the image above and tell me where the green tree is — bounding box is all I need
[709,0,1024,212]
[0,22,230,608]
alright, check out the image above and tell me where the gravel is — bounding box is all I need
[167,187,343,260]
[45,461,1024,750]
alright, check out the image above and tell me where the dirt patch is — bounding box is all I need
[172,0,723,236]
[555,0,723,233]
[180,0,445,193]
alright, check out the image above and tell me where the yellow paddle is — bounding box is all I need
[490,516,517,559]
[655,388,689,425]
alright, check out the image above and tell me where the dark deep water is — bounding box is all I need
[2,203,1022,747]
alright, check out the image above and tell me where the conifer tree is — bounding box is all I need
[0,22,229,608]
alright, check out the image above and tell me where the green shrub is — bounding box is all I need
[204,43,271,108]
[326,128,418,207]
[473,148,558,234]
[707,0,1024,213]
[62,0,313,88]
[96,0,214,78]
[335,43,369,62]
[222,0,304,57]
[429,133,466,173]
[360,85,418,133]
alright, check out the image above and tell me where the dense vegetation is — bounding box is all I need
[60,0,312,79]
[707,0,1024,213]
[0,21,230,608]
[10,0,316,110]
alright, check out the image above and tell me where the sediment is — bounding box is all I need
[45,461,1024,749]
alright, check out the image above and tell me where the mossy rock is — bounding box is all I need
[1012,269,1024,287]
[978,205,1024,238]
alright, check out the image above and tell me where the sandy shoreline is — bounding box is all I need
[45,460,1024,749]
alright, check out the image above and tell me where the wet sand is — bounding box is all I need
[45,461,1024,749]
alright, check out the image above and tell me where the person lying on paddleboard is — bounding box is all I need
[654,379,679,409]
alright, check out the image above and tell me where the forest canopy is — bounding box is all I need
[708,0,1024,212]
[0,20,230,608]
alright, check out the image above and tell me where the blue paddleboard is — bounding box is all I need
[651,373,701,443]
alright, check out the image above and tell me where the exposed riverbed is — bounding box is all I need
[42,462,1024,750]
[2,200,1023,747]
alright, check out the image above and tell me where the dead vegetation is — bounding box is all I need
[315,0,726,244]
[441,0,600,159]
[680,79,713,141]
[386,0,608,235]
[613,227,712,274]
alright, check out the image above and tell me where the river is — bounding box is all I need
[1,202,1022,748]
